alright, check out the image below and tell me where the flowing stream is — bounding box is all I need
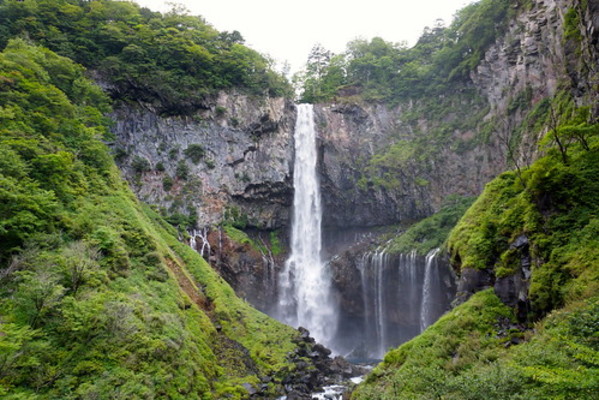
[277,104,336,346]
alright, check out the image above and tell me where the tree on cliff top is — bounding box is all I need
[0,0,293,114]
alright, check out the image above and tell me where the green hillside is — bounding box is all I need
[352,95,599,398]
[0,39,299,400]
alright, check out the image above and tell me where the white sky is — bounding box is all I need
[134,0,472,74]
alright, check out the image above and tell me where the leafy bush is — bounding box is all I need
[131,155,150,174]
[184,144,206,164]
[175,160,189,180]
[162,175,174,191]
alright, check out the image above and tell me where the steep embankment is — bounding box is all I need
[0,40,339,400]
[351,0,599,397]
[353,128,599,399]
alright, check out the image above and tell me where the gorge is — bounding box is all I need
[0,0,598,399]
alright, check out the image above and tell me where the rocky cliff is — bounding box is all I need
[111,0,599,321]
[112,93,295,231]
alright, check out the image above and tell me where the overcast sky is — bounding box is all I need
[135,0,471,73]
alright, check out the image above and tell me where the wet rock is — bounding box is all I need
[494,234,532,320]
[285,391,311,400]
[201,227,281,313]
[242,383,257,396]
[329,356,364,379]
[453,268,494,306]
[298,327,313,341]
[279,328,364,396]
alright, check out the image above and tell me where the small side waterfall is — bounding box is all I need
[189,228,211,257]
[420,248,441,332]
[350,248,455,359]
[278,104,336,345]
[372,249,387,358]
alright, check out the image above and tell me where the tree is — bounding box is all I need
[61,241,100,295]
[14,266,66,328]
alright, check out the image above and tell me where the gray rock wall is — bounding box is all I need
[112,93,295,230]
[109,0,599,317]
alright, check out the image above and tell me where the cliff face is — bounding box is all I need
[315,99,497,229]
[111,0,599,317]
[112,93,295,230]
[315,103,432,229]
[113,0,595,233]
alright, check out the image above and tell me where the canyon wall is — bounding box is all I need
[111,0,599,318]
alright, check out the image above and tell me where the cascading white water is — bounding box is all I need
[420,248,440,332]
[278,104,335,345]
[189,228,211,257]
[373,249,387,358]
[350,247,454,359]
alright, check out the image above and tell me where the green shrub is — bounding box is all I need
[131,156,151,174]
[162,176,174,191]
[183,144,206,163]
[176,160,189,180]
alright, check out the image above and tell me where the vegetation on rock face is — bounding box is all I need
[353,93,599,398]
[448,96,599,315]
[0,0,292,115]
[0,40,301,399]
[386,195,475,255]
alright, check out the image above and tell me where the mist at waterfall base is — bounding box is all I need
[335,249,456,360]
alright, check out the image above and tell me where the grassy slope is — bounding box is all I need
[353,290,598,400]
[353,98,599,398]
[0,39,297,399]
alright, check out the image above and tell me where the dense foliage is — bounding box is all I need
[296,0,514,103]
[0,0,292,114]
[0,40,300,399]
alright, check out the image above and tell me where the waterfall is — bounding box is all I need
[420,248,440,332]
[373,249,387,358]
[352,247,454,359]
[278,104,335,345]
[188,228,211,257]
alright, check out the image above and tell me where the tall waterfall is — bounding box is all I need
[278,104,336,345]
